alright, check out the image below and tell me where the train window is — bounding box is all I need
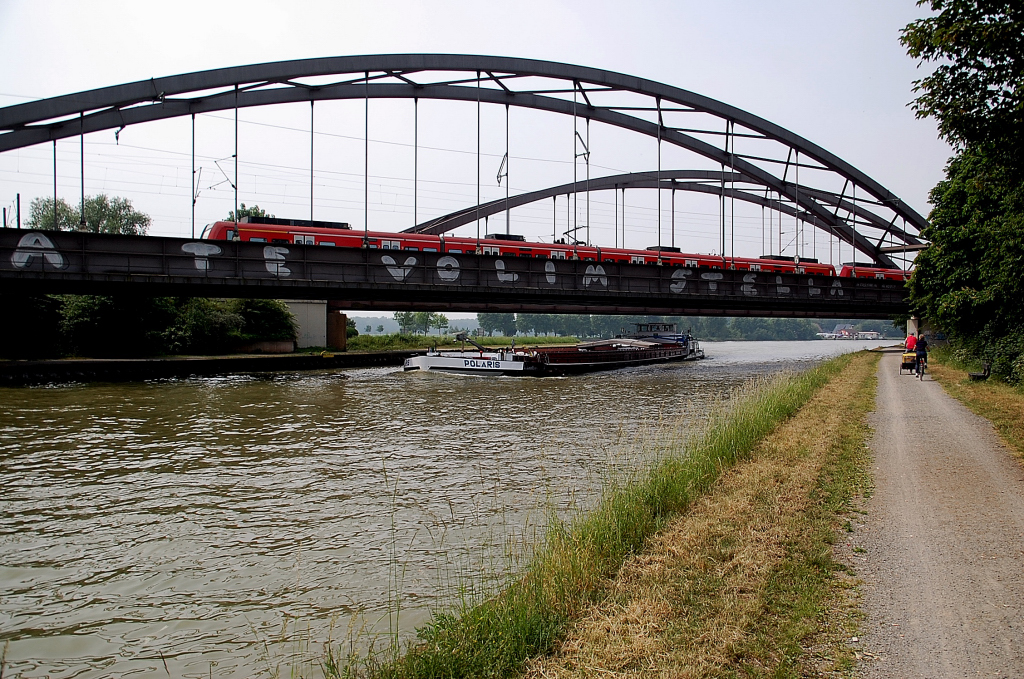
[535,253,548,259]
[226,229,236,240]
[449,248,463,254]
[382,240,401,250]
[319,241,336,246]
[250,237,267,243]
[272,238,288,244]
[368,244,379,248]
[519,252,532,257]
[404,246,419,251]
[423,247,437,252]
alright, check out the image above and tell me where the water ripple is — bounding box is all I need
[0,340,878,677]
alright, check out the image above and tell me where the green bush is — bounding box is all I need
[165,298,244,354]
[229,299,297,342]
[0,293,64,359]
[947,333,1024,383]
[60,295,177,357]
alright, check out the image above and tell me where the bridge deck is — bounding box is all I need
[0,230,908,318]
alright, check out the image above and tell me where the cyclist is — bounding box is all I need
[915,334,929,379]
[906,332,918,351]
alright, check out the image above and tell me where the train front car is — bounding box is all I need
[838,265,911,281]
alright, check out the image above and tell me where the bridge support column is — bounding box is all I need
[327,311,348,352]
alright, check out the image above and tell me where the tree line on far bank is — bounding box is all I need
[446,313,899,341]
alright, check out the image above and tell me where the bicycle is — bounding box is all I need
[916,352,927,380]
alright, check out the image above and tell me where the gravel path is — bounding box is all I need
[851,350,1024,678]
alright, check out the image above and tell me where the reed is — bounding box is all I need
[329,354,852,679]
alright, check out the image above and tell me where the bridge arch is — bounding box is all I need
[0,55,924,267]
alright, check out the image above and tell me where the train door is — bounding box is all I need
[294,235,315,245]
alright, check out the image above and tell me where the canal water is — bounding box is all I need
[0,340,883,678]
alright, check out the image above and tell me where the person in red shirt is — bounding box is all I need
[906,333,918,351]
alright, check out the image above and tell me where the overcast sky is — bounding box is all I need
[0,0,949,316]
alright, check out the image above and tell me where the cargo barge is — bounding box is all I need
[403,324,704,376]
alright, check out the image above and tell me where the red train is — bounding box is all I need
[201,217,909,281]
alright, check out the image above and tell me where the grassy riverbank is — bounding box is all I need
[331,351,878,678]
[929,349,1024,459]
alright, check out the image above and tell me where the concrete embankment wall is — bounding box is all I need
[0,351,422,386]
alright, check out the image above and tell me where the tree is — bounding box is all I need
[902,2,1024,379]
[165,297,244,354]
[83,195,150,234]
[901,1,1024,170]
[27,197,78,231]
[227,203,275,221]
[413,311,432,334]
[61,295,177,357]
[27,194,150,234]
[231,299,297,342]
[430,313,449,335]
[908,147,1024,373]
[477,313,501,336]
[377,324,384,334]
[394,311,416,334]
[0,293,64,358]
[479,311,520,335]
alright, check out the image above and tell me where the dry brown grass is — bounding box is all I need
[522,352,878,678]
[928,361,1024,461]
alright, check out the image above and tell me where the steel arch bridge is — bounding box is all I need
[0,54,925,269]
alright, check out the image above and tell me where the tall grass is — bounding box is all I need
[330,354,852,679]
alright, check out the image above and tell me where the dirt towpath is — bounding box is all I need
[853,350,1024,677]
